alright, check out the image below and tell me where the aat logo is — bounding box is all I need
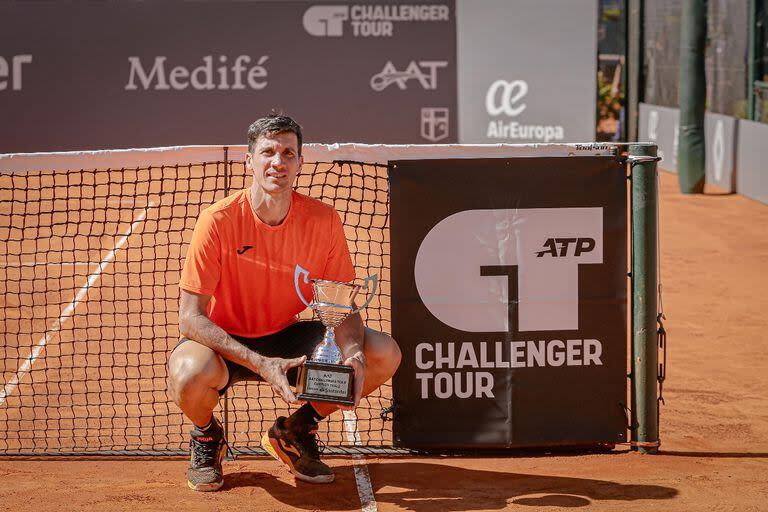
[370,60,447,91]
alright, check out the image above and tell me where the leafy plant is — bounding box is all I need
[597,70,623,121]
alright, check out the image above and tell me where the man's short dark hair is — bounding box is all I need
[247,114,303,155]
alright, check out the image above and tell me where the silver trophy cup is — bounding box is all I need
[293,264,378,405]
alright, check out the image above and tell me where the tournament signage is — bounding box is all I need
[390,156,627,448]
[0,0,602,153]
[455,0,597,143]
[638,103,680,172]
[0,0,456,152]
[638,102,737,192]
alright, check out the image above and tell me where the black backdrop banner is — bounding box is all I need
[390,156,627,449]
[0,0,456,152]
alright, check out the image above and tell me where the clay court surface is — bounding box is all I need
[1,170,767,511]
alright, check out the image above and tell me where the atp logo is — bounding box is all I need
[536,238,595,257]
[414,208,603,333]
[303,5,349,36]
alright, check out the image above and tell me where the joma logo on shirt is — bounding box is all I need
[236,245,253,255]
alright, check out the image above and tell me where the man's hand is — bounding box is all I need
[340,351,366,411]
[249,353,306,405]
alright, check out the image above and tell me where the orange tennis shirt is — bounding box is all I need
[179,189,356,337]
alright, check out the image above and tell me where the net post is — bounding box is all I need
[629,143,660,454]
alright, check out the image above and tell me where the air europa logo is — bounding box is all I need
[485,79,564,142]
[486,80,528,117]
[303,4,450,37]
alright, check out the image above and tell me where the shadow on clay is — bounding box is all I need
[661,450,768,459]
[224,460,677,510]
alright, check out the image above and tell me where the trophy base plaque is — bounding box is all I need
[296,361,355,406]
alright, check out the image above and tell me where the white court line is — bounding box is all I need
[0,202,154,405]
[343,410,378,512]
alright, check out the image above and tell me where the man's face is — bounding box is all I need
[246,131,303,195]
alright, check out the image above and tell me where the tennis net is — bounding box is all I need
[0,142,617,456]
[0,146,393,456]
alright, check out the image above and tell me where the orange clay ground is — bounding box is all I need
[1,170,767,511]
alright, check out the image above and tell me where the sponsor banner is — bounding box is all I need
[456,0,597,143]
[736,119,768,205]
[390,156,627,449]
[0,0,456,152]
[638,103,679,172]
[704,112,736,192]
[639,103,738,191]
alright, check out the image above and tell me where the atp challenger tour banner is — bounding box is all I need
[0,0,598,152]
[0,0,456,152]
[390,156,627,449]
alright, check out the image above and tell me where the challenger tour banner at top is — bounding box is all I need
[0,0,596,152]
[302,4,451,37]
[390,155,627,449]
[0,0,456,152]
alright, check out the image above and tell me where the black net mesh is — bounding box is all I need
[644,0,751,117]
[705,0,749,116]
[756,83,768,123]
[643,0,683,108]
[760,1,768,84]
[0,157,396,456]
[756,1,768,123]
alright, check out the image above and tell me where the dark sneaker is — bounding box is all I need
[261,416,334,483]
[187,417,227,492]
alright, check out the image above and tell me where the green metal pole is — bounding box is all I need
[748,0,757,121]
[630,143,659,454]
[627,0,644,142]
[677,0,707,193]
